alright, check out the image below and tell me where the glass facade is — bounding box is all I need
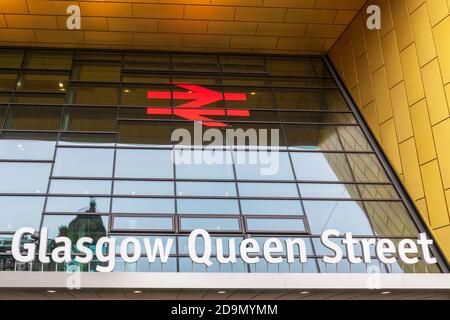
[0,48,443,274]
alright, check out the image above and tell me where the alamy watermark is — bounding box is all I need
[171,122,281,176]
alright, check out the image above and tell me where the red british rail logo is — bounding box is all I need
[146,83,250,127]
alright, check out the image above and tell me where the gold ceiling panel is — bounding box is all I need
[0,0,366,54]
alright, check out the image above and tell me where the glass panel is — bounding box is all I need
[229,110,279,122]
[176,182,236,197]
[123,53,170,71]
[18,73,69,92]
[113,216,173,231]
[224,87,273,109]
[241,200,303,215]
[62,107,117,131]
[5,105,62,130]
[173,55,218,72]
[266,58,318,77]
[238,182,298,197]
[119,107,171,120]
[24,51,72,70]
[76,51,121,61]
[115,149,174,178]
[336,126,372,152]
[122,73,170,84]
[0,50,24,68]
[49,180,112,195]
[358,184,399,200]
[112,198,174,214]
[74,62,121,82]
[0,133,56,160]
[0,162,51,193]
[226,123,284,147]
[0,196,45,231]
[45,197,110,213]
[121,87,154,106]
[14,93,65,104]
[273,89,324,110]
[234,151,294,180]
[220,56,265,73]
[180,217,240,232]
[304,200,374,235]
[291,152,353,182]
[72,86,119,105]
[172,74,222,85]
[299,183,358,199]
[348,154,390,182]
[284,125,342,151]
[331,112,357,124]
[279,111,333,123]
[59,133,116,146]
[118,121,173,146]
[0,94,11,104]
[177,199,239,214]
[365,201,418,237]
[322,90,349,111]
[246,218,306,232]
[175,150,235,180]
[53,147,114,177]
[113,181,174,196]
[41,215,108,242]
[0,72,18,90]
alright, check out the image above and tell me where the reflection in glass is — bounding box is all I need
[0,136,56,160]
[365,201,418,237]
[238,183,298,198]
[273,89,323,110]
[246,218,306,232]
[0,196,45,231]
[358,184,399,200]
[72,86,119,105]
[299,183,357,199]
[49,180,112,195]
[14,93,65,104]
[18,73,69,92]
[5,105,62,130]
[0,162,51,193]
[234,151,294,181]
[348,154,389,182]
[304,200,374,235]
[114,181,173,196]
[74,62,121,82]
[175,150,235,180]
[0,73,18,90]
[114,216,173,231]
[0,50,24,68]
[45,196,110,213]
[177,182,236,197]
[115,149,173,178]
[24,51,72,70]
[284,125,342,151]
[59,133,116,146]
[180,217,240,231]
[177,199,239,214]
[241,200,303,215]
[53,148,114,177]
[336,126,372,152]
[42,213,108,272]
[62,107,117,131]
[112,198,174,214]
[291,152,353,182]
[118,121,173,146]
